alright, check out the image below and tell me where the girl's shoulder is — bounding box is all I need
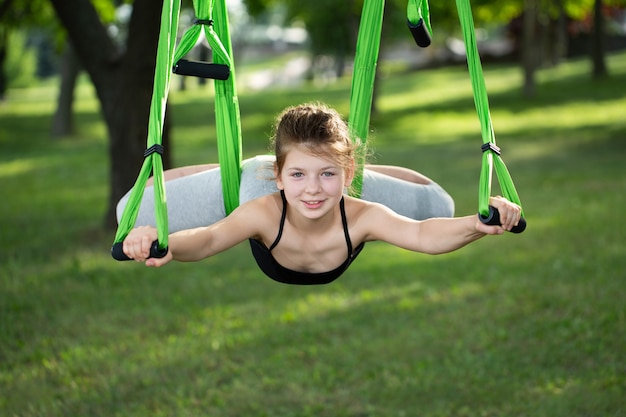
[225,192,282,236]
[234,192,282,218]
[342,195,391,224]
[343,194,385,214]
[343,195,414,242]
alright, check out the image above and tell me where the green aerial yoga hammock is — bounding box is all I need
[172,0,242,215]
[455,0,526,232]
[348,0,431,197]
[112,0,525,260]
[349,0,524,230]
[112,0,242,260]
[347,0,384,197]
[111,0,179,259]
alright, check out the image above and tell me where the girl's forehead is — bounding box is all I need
[283,146,339,167]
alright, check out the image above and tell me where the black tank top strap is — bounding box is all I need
[268,190,288,251]
[339,197,353,255]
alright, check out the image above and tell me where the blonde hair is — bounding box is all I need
[271,103,363,180]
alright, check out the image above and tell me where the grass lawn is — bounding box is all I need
[1,50,625,417]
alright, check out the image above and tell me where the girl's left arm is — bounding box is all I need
[362,196,521,254]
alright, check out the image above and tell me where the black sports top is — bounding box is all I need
[249,190,365,285]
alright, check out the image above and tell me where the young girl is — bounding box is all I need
[121,103,521,285]
[116,114,455,233]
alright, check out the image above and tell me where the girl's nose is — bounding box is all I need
[305,177,321,193]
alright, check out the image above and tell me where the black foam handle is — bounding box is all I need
[111,240,169,261]
[478,206,527,234]
[407,18,432,48]
[172,59,230,80]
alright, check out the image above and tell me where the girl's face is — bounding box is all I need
[275,145,354,220]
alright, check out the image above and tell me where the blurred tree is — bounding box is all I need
[238,0,550,99]
[52,1,119,138]
[0,0,54,99]
[592,0,608,77]
[49,0,170,229]
[3,30,38,88]
[522,0,539,97]
[477,0,621,83]
[446,0,621,92]
[51,39,80,137]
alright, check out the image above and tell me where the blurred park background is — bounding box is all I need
[1,0,625,416]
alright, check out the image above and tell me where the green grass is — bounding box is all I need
[1,51,625,417]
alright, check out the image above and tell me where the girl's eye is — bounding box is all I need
[322,172,335,177]
[291,172,304,178]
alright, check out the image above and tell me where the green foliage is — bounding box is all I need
[91,0,118,23]
[1,51,625,416]
[564,0,595,19]
[0,0,56,27]
[5,30,38,88]
[472,1,522,23]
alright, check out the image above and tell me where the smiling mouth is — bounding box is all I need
[303,200,324,208]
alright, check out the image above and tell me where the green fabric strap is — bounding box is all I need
[211,0,242,215]
[113,0,180,249]
[348,0,431,198]
[407,0,432,35]
[455,0,524,217]
[348,0,385,198]
[114,0,242,252]
[175,0,242,214]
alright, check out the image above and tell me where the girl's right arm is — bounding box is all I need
[122,197,271,267]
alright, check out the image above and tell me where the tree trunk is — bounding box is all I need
[49,0,168,229]
[522,0,538,97]
[554,0,568,65]
[0,27,7,101]
[545,0,568,66]
[51,40,80,138]
[592,0,608,78]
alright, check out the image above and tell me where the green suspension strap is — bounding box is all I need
[111,0,181,260]
[211,0,242,215]
[172,0,242,214]
[348,0,434,197]
[112,0,243,260]
[348,0,385,198]
[456,0,526,232]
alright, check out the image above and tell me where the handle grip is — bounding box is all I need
[172,59,230,80]
[111,240,169,261]
[407,18,432,48]
[478,206,526,234]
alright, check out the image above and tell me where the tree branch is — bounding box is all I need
[48,0,120,86]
